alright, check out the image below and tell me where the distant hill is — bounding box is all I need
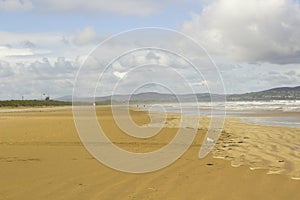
[67,92,223,103]
[58,86,300,103]
[3,86,298,107]
[227,86,300,101]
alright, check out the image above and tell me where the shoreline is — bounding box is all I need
[132,106,300,180]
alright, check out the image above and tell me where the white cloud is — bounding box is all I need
[0,22,299,99]
[192,80,208,86]
[0,31,64,50]
[113,71,127,79]
[74,27,102,46]
[0,46,34,57]
[36,0,158,16]
[217,61,300,93]
[22,40,36,48]
[0,60,14,78]
[0,0,33,11]
[111,62,123,70]
[0,57,78,100]
[181,0,300,64]
[0,31,93,65]
[0,0,200,16]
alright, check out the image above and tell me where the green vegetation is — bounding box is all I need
[0,100,72,107]
[95,100,112,105]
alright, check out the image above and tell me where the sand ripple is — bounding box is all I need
[213,119,300,180]
[149,114,300,180]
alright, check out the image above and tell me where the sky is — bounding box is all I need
[0,0,300,100]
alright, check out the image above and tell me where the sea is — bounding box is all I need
[140,100,300,128]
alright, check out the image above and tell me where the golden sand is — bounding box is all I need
[163,114,300,180]
[0,106,300,200]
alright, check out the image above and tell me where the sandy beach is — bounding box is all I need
[1,106,300,200]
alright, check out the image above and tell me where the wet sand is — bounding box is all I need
[0,106,300,200]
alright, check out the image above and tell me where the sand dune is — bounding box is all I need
[0,106,300,200]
